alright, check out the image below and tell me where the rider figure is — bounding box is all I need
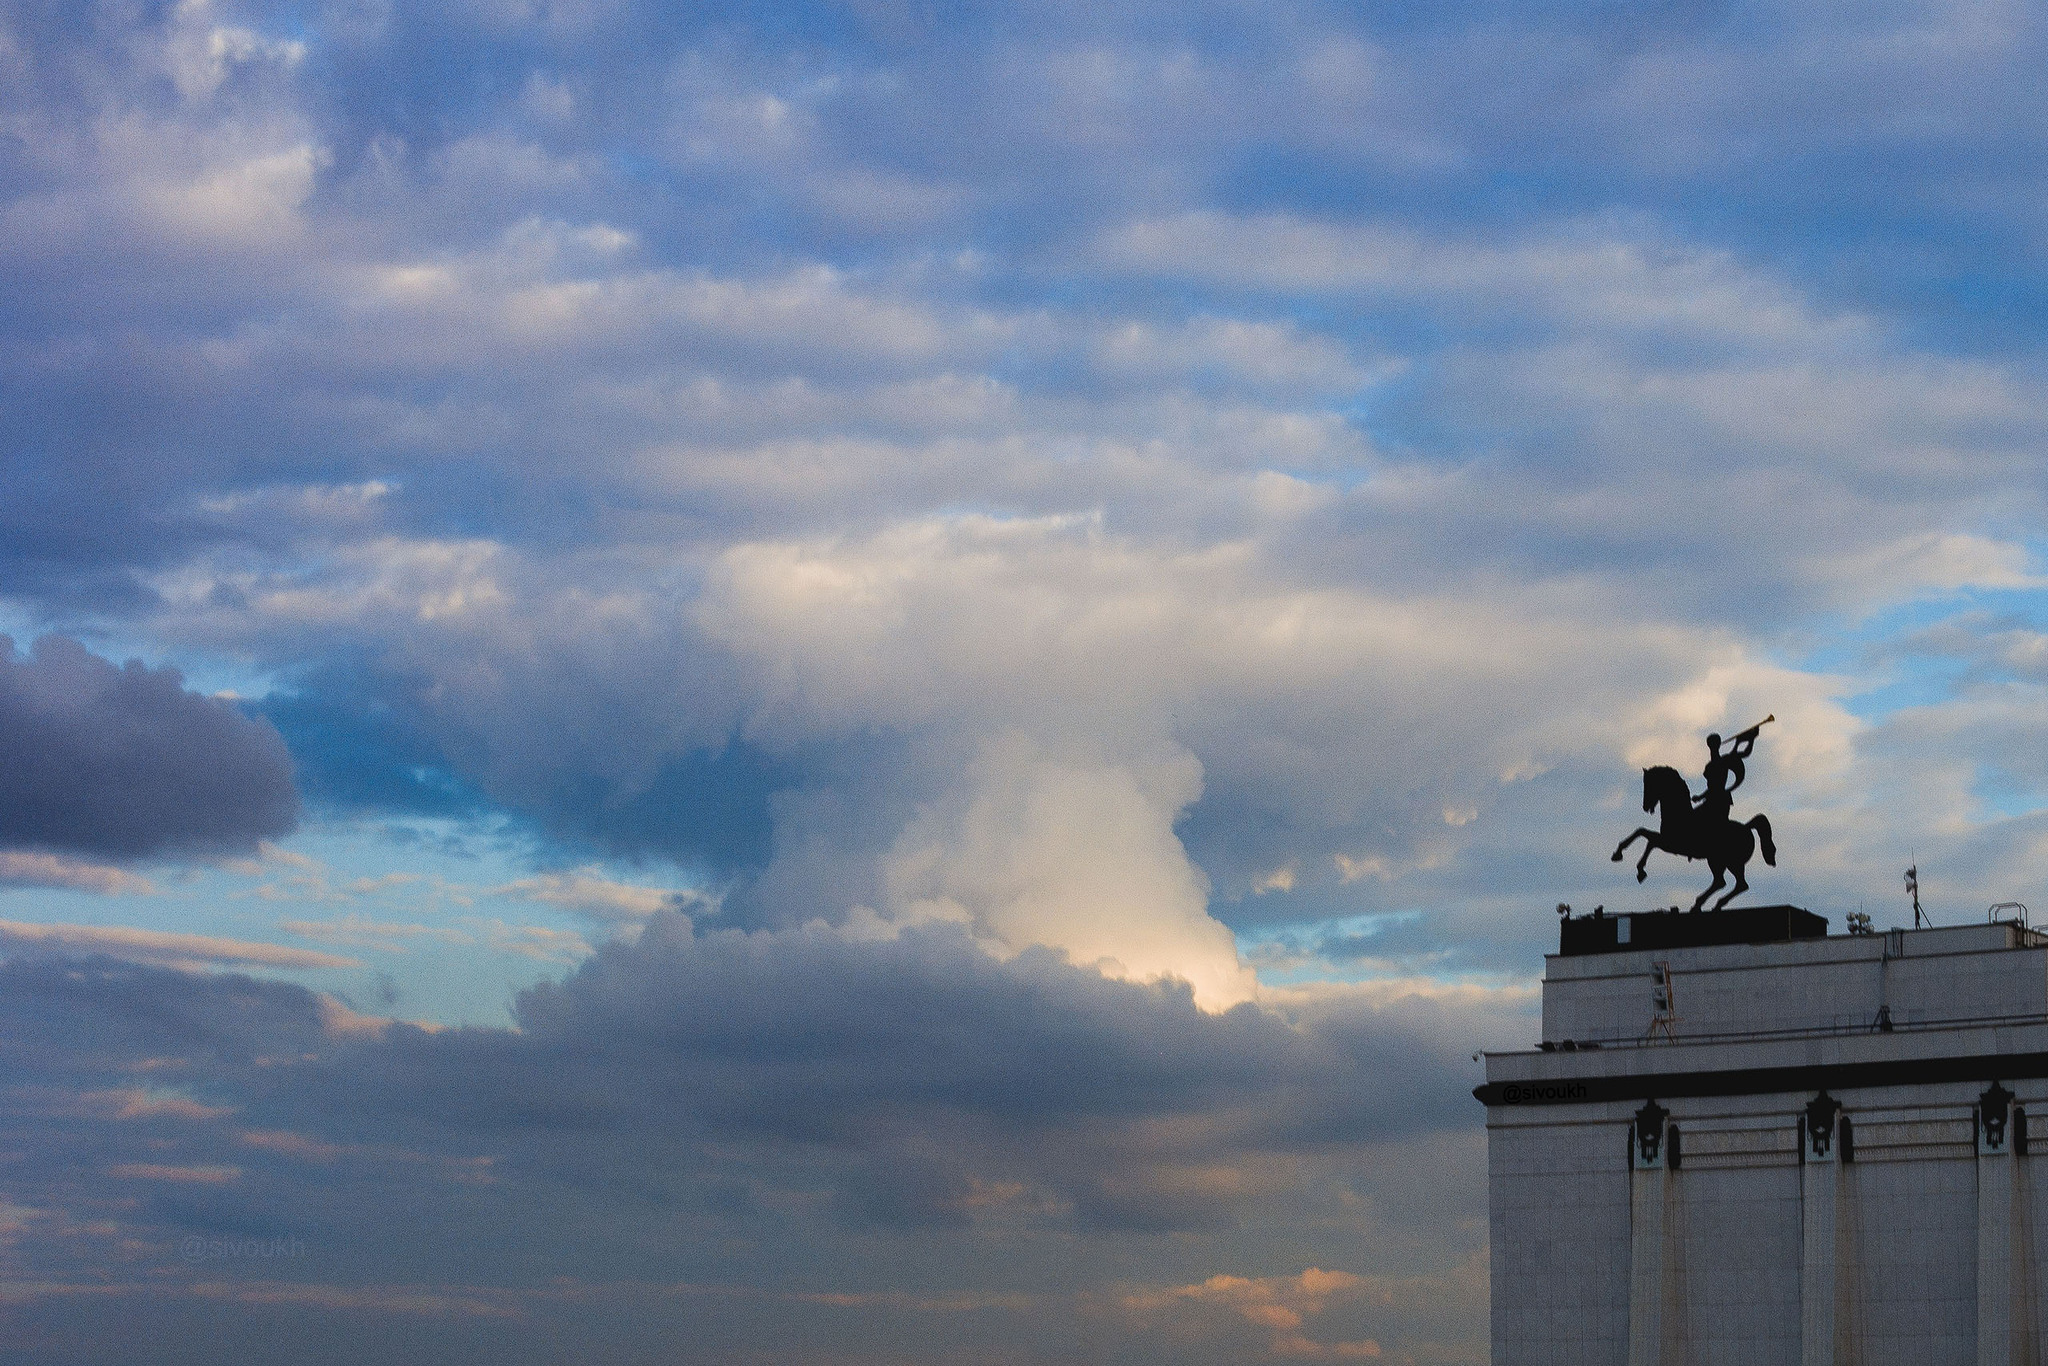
[1695,730,1756,827]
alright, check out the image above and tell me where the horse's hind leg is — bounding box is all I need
[1710,829,1755,911]
[1712,863,1750,911]
[1691,864,1726,913]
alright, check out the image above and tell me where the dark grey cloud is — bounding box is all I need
[325,914,1495,1223]
[0,927,1514,1360]
[0,920,1510,1232]
[0,635,298,859]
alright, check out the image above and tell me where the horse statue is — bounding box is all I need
[1612,765,1777,912]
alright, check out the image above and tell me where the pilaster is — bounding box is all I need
[1978,1083,2025,1366]
[1629,1100,1670,1366]
[1800,1091,1846,1366]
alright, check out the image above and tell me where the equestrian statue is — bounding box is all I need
[1612,716,1778,912]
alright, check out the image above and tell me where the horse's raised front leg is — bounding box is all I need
[1614,829,1660,881]
[1690,862,1726,913]
[1711,863,1750,911]
[1612,829,1652,861]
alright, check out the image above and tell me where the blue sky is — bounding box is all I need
[5,1,2048,1360]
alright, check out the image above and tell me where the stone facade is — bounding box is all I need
[1481,917,2048,1365]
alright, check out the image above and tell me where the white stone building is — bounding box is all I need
[1481,905,2048,1365]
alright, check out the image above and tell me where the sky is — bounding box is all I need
[5,0,2048,1361]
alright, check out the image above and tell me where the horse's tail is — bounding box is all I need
[1749,814,1777,867]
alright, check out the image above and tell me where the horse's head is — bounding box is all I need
[1641,765,1687,814]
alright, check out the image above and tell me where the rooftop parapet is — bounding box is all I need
[1540,914,2048,1048]
[1558,903,1825,957]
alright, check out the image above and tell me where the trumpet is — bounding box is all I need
[1729,714,1775,745]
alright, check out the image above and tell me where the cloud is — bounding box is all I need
[280,914,471,954]
[0,915,1521,1240]
[103,1162,242,1184]
[0,920,356,970]
[883,735,1255,1009]
[10,0,2040,979]
[11,3,2048,1355]
[457,917,593,963]
[0,850,156,895]
[490,867,698,924]
[76,1089,233,1122]
[1090,315,1378,398]
[1096,211,1872,350]
[1113,1254,1491,1361]
[1122,1268,1387,1359]
[0,636,299,860]
[0,928,1515,1365]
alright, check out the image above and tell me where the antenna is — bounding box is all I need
[1905,861,1927,929]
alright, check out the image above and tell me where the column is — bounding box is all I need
[1801,1091,1844,1366]
[1978,1083,2021,1366]
[2017,1112,2039,1366]
[1629,1099,1670,1366]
